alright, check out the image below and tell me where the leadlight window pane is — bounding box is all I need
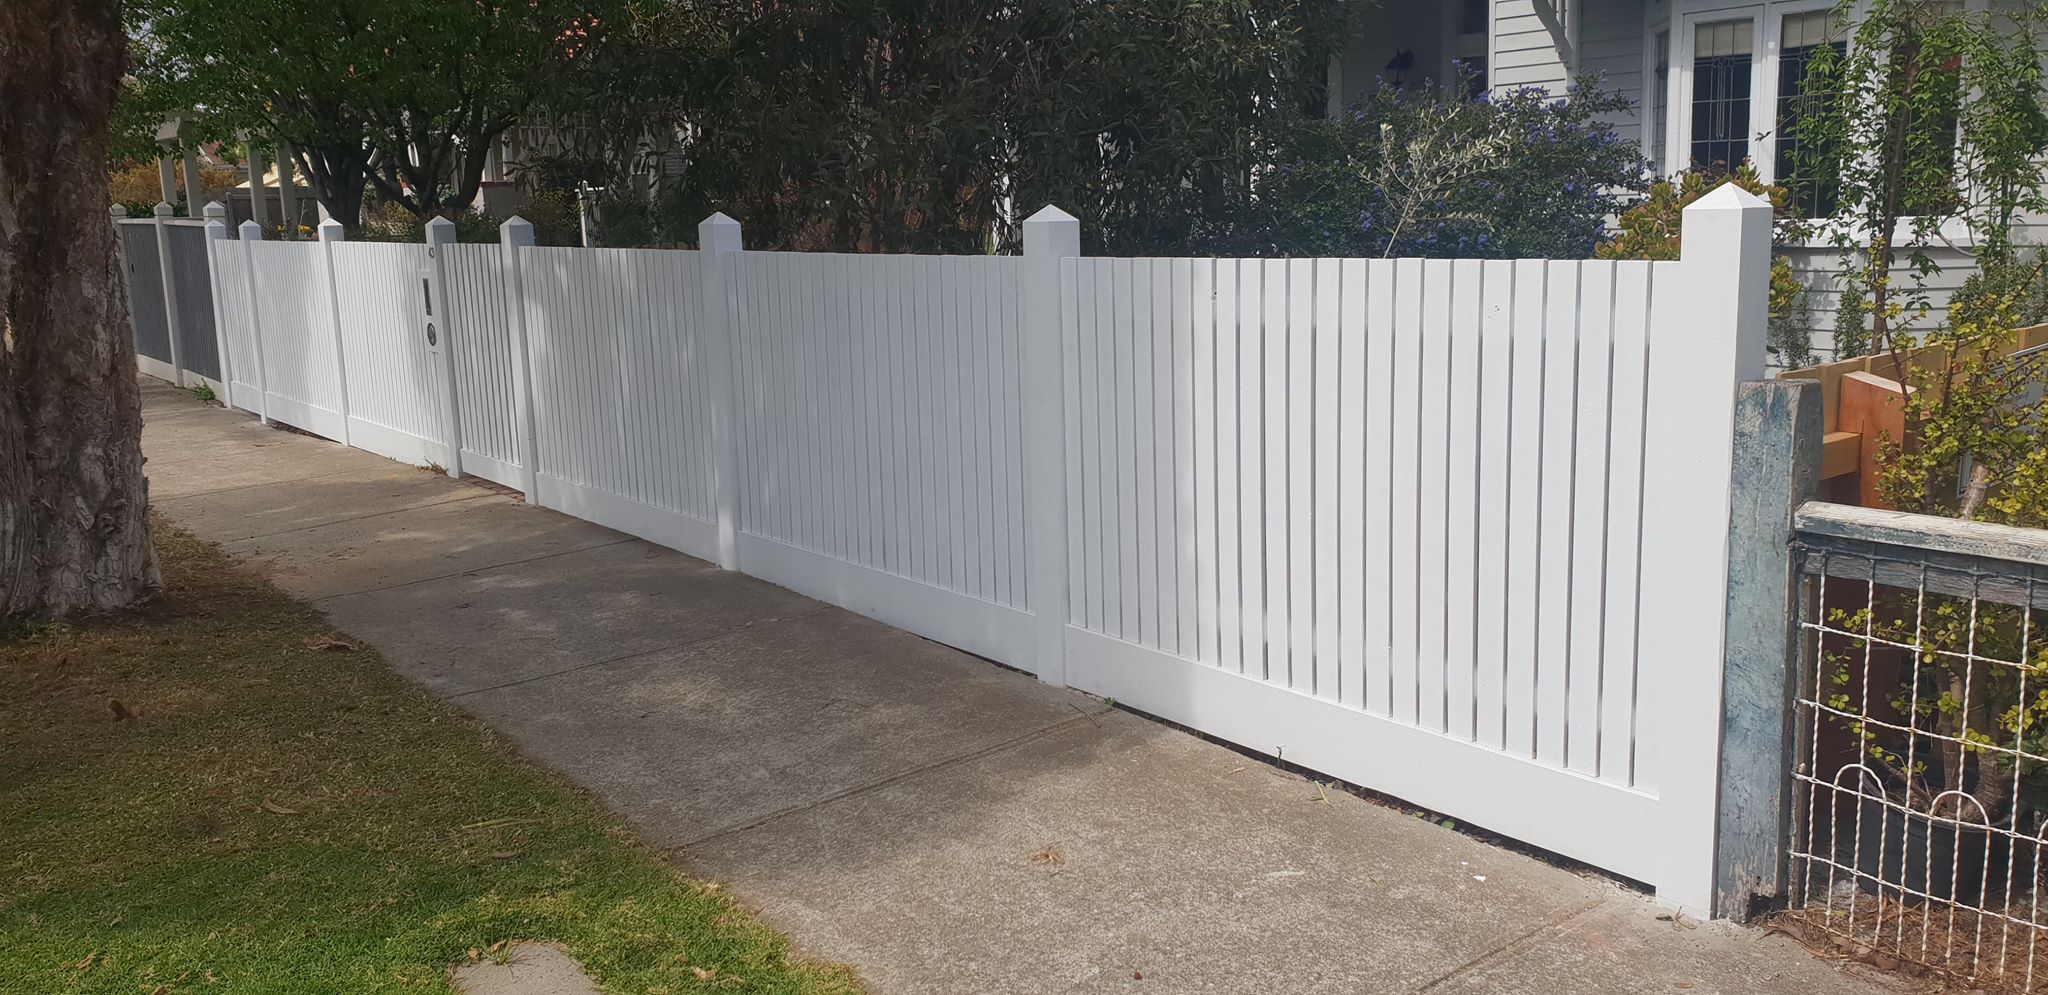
[1690,18,1754,171]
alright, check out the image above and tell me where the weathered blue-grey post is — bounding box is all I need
[1712,377,1823,920]
[150,201,187,384]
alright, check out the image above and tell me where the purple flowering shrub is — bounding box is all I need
[1229,76,1648,259]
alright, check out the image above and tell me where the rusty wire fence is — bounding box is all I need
[1791,510,2048,989]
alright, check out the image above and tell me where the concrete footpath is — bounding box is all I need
[140,380,1895,995]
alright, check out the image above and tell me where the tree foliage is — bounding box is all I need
[1597,164,1814,365]
[132,0,626,227]
[591,0,1352,254]
[1243,78,1648,259]
[1791,0,2048,353]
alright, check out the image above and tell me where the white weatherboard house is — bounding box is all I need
[1334,0,2039,358]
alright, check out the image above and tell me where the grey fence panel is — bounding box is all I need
[118,222,172,364]
[164,223,221,381]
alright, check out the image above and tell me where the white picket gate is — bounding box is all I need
[193,189,1773,914]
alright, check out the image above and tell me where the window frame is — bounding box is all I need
[1662,0,1842,185]
[1656,0,2002,245]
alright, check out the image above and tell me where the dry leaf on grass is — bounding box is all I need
[1029,847,1065,866]
[259,798,299,815]
[489,850,521,859]
[70,951,97,971]
[108,699,141,722]
[303,634,360,652]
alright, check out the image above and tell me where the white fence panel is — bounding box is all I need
[330,241,446,467]
[184,191,1768,915]
[1058,250,1733,901]
[443,244,523,487]
[247,240,346,439]
[732,251,1031,665]
[520,246,719,557]
[206,237,259,408]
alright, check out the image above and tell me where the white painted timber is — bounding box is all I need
[187,191,1774,916]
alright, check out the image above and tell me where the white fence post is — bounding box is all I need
[151,201,187,385]
[498,216,541,500]
[1641,181,1774,914]
[423,217,464,477]
[1022,206,1080,686]
[698,212,744,570]
[203,203,235,411]
[316,218,354,446]
[237,219,272,425]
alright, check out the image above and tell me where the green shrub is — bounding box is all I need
[1228,76,1649,259]
[1597,164,1817,365]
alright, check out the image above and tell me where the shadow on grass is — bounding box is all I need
[0,520,862,995]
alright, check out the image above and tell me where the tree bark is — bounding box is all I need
[0,0,159,617]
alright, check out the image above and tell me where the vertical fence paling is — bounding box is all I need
[443,241,523,486]
[184,189,1780,915]
[316,219,354,447]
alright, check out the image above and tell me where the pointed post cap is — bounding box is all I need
[499,215,535,247]
[1023,204,1079,257]
[237,219,264,240]
[1024,204,1078,225]
[317,217,346,242]
[698,211,742,253]
[109,203,126,219]
[421,216,456,246]
[1687,180,1772,212]
[202,201,229,222]
[153,201,174,218]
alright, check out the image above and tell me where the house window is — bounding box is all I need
[1773,10,1846,217]
[1651,30,1671,171]
[1666,3,1844,182]
[1459,0,1487,36]
[1448,0,1489,96]
[1688,18,1755,172]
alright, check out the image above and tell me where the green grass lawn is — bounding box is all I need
[0,524,863,995]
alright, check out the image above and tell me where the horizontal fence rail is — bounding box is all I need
[174,191,1775,915]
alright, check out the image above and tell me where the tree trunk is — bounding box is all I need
[0,0,160,617]
[294,143,371,230]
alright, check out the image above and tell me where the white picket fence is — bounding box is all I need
[193,188,1773,914]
